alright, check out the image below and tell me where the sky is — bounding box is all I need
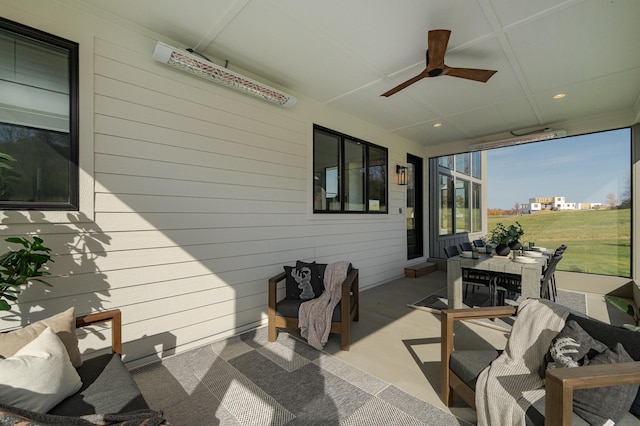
[486,128,631,210]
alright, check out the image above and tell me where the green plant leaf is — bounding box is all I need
[605,295,638,323]
[0,153,16,162]
[0,300,10,311]
[0,235,53,310]
[5,237,29,248]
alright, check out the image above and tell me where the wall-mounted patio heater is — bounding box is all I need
[471,130,567,151]
[152,41,297,108]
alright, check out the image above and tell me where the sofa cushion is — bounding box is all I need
[567,313,640,418]
[0,307,82,367]
[284,261,325,300]
[275,295,355,321]
[49,353,148,416]
[541,320,607,378]
[0,327,82,413]
[572,343,639,425]
[450,349,500,389]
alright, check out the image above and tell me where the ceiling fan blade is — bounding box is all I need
[381,70,429,97]
[444,66,497,83]
[426,29,450,72]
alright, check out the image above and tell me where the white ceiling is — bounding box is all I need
[72,0,640,147]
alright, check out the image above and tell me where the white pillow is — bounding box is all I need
[0,326,82,413]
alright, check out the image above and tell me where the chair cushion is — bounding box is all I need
[450,349,500,389]
[284,261,325,300]
[49,353,148,416]
[540,320,607,378]
[0,327,82,413]
[0,307,82,367]
[275,295,355,322]
[572,343,639,425]
[567,313,640,418]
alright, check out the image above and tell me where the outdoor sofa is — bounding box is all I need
[0,308,166,425]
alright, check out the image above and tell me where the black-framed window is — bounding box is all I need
[313,125,388,213]
[435,152,483,236]
[0,17,79,210]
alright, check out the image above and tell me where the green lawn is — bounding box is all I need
[487,209,631,277]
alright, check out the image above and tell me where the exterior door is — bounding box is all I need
[407,154,423,259]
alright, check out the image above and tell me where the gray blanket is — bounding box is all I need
[299,261,350,350]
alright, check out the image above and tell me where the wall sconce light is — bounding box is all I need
[396,165,408,185]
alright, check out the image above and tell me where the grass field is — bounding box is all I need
[487,209,631,277]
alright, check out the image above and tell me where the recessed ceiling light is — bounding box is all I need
[553,93,566,99]
[433,123,442,127]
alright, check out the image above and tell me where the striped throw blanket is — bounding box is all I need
[475,298,570,426]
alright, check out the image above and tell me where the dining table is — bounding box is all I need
[446,251,547,309]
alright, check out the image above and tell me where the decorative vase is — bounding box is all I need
[509,240,522,251]
[495,243,510,256]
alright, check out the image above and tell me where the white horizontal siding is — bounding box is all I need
[0,1,421,367]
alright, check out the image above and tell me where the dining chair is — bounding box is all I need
[443,245,460,258]
[473,239,485,248]
[459,241,473,252]
[444,245,495,304]
[494,254,563,304]
[550,245,567,298]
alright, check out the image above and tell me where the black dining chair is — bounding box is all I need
[495,254,563,304]
[473,239,486,248]
[443,245,460,258]
[549,245,567,298]
[444,245,495,304]
[459,241,473,252]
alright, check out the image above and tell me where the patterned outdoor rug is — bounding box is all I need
[131,327,470,426]
[408,287,587,332]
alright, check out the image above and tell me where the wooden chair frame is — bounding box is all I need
[441,305,640,426]
[268,268,359,350]
[76,309,123,355]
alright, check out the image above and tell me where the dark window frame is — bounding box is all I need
[433,153,483,236]
[0,17,79,211]
[313,124,388,214]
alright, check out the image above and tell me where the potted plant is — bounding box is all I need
[489,223,511,255]
[489,222,525,256]
[0,236,52,311]
[507,221,525,250]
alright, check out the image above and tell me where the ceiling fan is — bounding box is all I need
[381,29,497,97]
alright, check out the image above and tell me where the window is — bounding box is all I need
[313,125,388,213]
[455,179,469,233]
[438,174,453,235]
[435,153,483,236]
[455,153,470,176]
[438,155,453,169]
[0,17,78,210]
[471,151,481,179]
[431,127,632,277]
[472,183,481,232]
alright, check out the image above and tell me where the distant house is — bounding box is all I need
[521,196,600,213]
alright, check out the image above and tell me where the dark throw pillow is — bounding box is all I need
[567,313,640,418]
[284,261,324,300]
[573,343,639,425]
[540,320,607,378]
